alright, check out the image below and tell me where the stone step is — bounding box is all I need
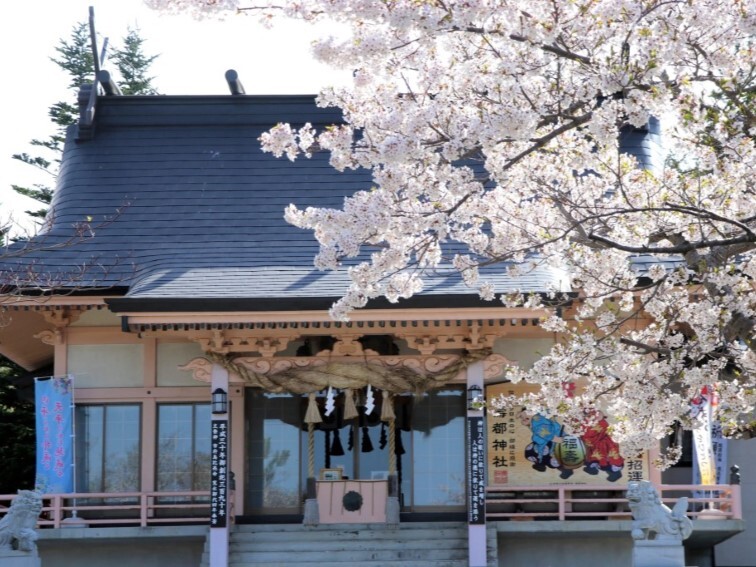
[228,561,468,567]
[233,521,466,532]
[229,547,470,563]
[200,521,498,567]
[230,527,467,542]
[230,536,467,552]
[203,554,468,567]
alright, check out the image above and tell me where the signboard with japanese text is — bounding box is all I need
[35,376,74,493]
[467,416,486,524]
[210,420,229,528]
[486,382,649,486]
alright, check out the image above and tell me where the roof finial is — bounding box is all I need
[225,69,245,95]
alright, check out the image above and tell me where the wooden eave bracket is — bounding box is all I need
[34,329,63,346]
[33,308,82,345]
[41,308,81,328]
[188,330,295,356]
[398,322,505,354]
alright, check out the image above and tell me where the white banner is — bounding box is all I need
[691,386,727,488]
[693,420,728,486]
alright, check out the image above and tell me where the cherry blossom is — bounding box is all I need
[149,0,756,460]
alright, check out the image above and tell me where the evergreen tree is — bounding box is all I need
[112,28,159,96]
[0,357,35,493]
[1,25,159,492]
[11,23,159,221]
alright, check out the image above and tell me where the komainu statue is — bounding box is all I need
[0,490,43,553]
[627,481,693,542]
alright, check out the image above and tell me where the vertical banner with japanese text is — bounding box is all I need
[698,421,728,485]
[210,419,229,528]
[467,416,486,524]
[692,386,727,488]
[35,376,74,493]
[486,382,649,486]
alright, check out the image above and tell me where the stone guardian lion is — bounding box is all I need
[627,480,692,542]
[0,490,44,553]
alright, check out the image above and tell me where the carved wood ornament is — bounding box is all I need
[144,316,527,357]
[172,321,518,394]
[188,330,294,356]
[180,350,514,395]
[34,308,82,345]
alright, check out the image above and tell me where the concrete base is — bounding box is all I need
[303,498,319,526]
[38,526,206,567]
[60,515,89,528]
[385,496,400,526]
[0,549,42,567]
[696,507,728,520]
[632,540,686,567]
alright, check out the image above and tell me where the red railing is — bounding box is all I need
[0,491,211,528]
[486,484,742,521]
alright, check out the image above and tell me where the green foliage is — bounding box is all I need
[112,28,159,96]
[0,358,35,493]
[11,22,159,221]
[50,22,94,92]
[9,185,52,220]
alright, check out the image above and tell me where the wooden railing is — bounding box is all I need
[486,484,742,521]
[0,491,211,528]
[2,484,741,528]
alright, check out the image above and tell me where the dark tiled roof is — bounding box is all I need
[619,117,664,172]
[3,94,569,310]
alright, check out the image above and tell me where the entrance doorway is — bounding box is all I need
[243,388,466,517]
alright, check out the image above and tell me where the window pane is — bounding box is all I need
[246,392,301,510]
[76,405,140,494]
[103,406,141,492]
[157,403,211,493]
[77,406,103,493]
[262,416,300,507]
[194,405,211,491]
[412,389,466,506]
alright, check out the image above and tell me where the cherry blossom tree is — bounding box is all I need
[148,0,755,460]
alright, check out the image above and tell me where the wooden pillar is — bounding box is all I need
[54,329,67,377]
[209,363,230,567]
[141,338,156,495]
[466,360,487,567]
[141,399,156,494]
[229,385,245,516]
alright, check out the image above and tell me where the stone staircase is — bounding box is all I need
[200,521,498,566]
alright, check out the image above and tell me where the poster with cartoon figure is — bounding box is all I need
[487,382,647,486]
[581,410,625,482]
[519,409,575,480]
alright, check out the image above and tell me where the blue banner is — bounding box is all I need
[35,376,74,493]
